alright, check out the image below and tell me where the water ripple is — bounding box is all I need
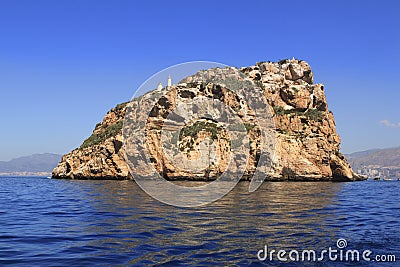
[0,177,398,266]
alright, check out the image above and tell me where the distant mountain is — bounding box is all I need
[346,147,400,169]
[0,153,62,175]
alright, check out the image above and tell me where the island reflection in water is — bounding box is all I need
[78,181,343,265]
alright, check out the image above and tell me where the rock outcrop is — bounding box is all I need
[53,59,364,181]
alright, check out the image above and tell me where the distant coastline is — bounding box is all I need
[0,153,61,177]
[0,172,51,177]
[346,147,400,180]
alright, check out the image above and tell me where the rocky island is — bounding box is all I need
[53,59,364,182]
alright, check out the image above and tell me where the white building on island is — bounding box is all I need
[157,75,172,90]
[167,75,172,87]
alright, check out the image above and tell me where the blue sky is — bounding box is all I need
[0,0,399,160]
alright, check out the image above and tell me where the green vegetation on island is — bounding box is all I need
[80,121,123,149]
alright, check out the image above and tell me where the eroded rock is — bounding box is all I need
[52,59,363,182]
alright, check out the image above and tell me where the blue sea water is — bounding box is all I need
[0,177,398,266]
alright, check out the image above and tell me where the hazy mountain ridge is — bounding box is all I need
[346,147,400,179]
[0,153,62,175]
[346,147,400,169]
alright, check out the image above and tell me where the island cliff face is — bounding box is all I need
[53,59,363,181]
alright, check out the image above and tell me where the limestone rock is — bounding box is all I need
[52,59,364,182]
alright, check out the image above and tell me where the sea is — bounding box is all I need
[0,177,398,266]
